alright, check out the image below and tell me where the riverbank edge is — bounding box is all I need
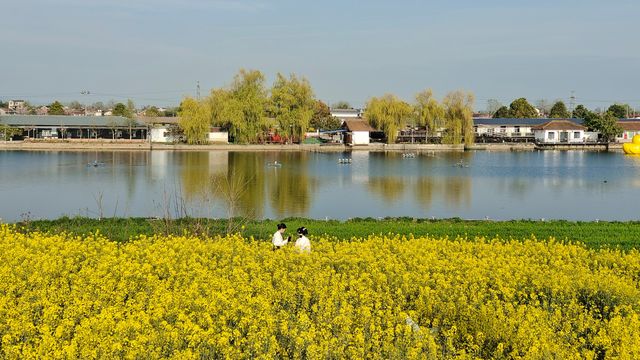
[8,216,640,249]
[0,141,464,152]
[0,141,625,152]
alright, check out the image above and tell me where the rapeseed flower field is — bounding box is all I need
[1,224,639,359]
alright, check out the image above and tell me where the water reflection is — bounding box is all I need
[265,152,317,218]
[367,177,406,203]
[177,152,317,219]
[2,150,640,221]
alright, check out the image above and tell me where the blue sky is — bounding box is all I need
[1,0,639,111]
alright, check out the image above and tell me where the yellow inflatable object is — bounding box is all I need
[623,135,640,155]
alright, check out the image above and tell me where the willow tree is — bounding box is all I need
[209,69,268,143]
[209,88,244,142]
[442,90,475,146]
[231,69,268,143]
[414,89,444,141]
[178,97,211,144]
[364,94,413,144]
[269,73,315,143]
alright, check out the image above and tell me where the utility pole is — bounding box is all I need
[569,90,576,114]
[196,81,201,100]
[81,90,91,116]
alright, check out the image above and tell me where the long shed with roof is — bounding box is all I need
[0,115,148,140]
[473,118,587,137]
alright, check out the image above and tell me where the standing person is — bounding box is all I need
[272,223,290,250]
[295,227,311,253]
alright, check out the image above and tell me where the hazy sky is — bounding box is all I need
[1,0,639,111]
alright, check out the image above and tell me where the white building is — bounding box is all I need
[330,108,362,119]
[144,116,228,144]
[150,126,179,143]
[207,127,228,144]
[474,118,544,138]
[617,120,640,143]
[8,100,26,111]
[532,120,588,143]
[343,119,375,145]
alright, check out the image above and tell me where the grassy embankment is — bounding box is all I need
[14,216,640,250]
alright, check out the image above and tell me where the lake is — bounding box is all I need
[1,150,639,222]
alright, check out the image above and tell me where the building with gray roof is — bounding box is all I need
[0,115,148,140]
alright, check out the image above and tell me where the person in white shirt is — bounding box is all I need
[272,223,290,250]
[295,227,311,253]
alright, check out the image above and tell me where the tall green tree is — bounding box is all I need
[112,103,129,117]
[414,89,444,140]
[364,94,413,144]
[508,98,538,118]
[572,104,590,119]
[592,112,623,142]
[442,90,475,146]
[113,101,137,139]
[607,103,631,118]
[179,97,211,144]
[549,101,571,118]
[210,69,268,143]
[144,106,162,117]
[571,104,601,130]
[310,100,341,131]
[269,73,315,143]
[48,101,65,115]
[493,106,511,118]
[210,88,245,142]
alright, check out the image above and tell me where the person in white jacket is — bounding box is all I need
[272,223,290,250]
[295,227,311,253]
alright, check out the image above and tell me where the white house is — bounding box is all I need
[207,127,228,144]
[144,116,228,144]
[532,120,588,143]
[617,120,640,143]
[343,119,375,145]
[150,126,177,143]
[8,100,26,112]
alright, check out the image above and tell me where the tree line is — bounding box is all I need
[0,99,179,118]
[179,69,342,145]
[178,69,475,145]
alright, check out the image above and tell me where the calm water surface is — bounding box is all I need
[1,150,639,222]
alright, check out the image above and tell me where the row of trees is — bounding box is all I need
[491,98,634,120]
[0,98,179,118]
[491,97,586,119]
[178,69,475,145]
[364,90,475,145]
[179,70,343,144]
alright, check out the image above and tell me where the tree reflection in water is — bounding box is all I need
[179,151,315,219]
